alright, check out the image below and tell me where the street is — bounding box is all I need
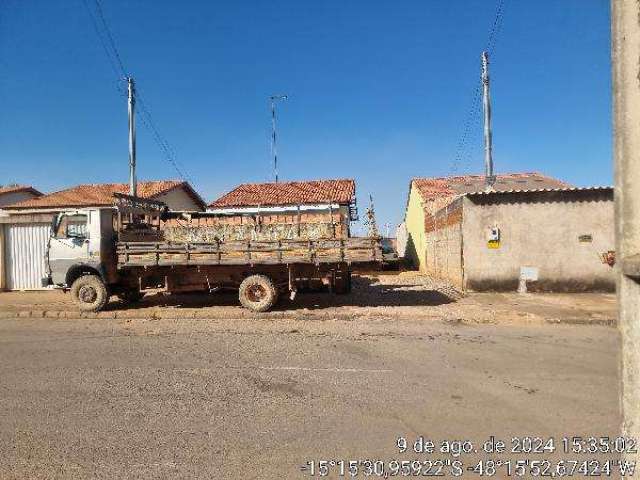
[0,308,620,479]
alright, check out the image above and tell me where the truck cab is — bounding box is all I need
[46,208,122,310]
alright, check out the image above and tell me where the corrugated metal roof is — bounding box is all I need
[463,185,613,197]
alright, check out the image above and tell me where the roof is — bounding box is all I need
[4,180,207,210]
[412,172,571,201]
[0,185,42,197]
[464,185,612,197]
[427,186,613,221]
[209,179,356,208]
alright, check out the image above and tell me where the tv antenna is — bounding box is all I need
[269,94,288,182]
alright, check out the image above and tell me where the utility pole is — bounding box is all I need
[481,51,495,188]
[270,94,287,183]
[612,0,640,468]
[127,77,137,197]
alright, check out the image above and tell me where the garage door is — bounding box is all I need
[4,223,51,290]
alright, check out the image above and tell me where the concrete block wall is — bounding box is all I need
[423,202,464,289]
[162,209,350,242]
[461,191,616,292]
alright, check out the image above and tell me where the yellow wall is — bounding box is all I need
[404,183,426,270]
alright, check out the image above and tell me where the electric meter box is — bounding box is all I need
[487,226,501,249]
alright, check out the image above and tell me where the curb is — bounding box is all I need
[0,308,401,322]
[0,308,616,326]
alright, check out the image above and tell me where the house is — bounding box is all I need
[399,172,615,292]
[0,180,206,291]
[3,180,206,212]
[165,179,358,243]
[0,185,42,208]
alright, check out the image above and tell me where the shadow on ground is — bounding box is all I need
[106,276,457,312]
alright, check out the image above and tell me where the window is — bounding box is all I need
[56,214,88,239]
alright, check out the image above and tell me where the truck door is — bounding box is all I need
[48,212,91,284]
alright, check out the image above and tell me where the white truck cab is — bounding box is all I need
[46,208,120,305]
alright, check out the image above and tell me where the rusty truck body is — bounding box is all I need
[44,194,383,312]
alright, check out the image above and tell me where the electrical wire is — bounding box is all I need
[81,0,197,187]
[82,0,123,80]
[92,0,127,78]
[450,0,507,174]
[136,95,197,187]
[485,0,507,56]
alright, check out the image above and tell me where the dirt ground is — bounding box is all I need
[0,271,617,325]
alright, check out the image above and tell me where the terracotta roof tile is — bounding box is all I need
[0,185,42,196]
[4,180,195,209]
[209,179,356,208]
[412,172,570,201]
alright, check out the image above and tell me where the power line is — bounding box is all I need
[450,0,507,175]
[485,0,507,55]
[450,84,482,174]
[81,0,196,186]
[82,0,123,80]
[92,0,127,78]
[136,95,197,186]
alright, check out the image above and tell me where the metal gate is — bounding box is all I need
[4,223,50,290]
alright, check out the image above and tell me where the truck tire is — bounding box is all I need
[239,274,278,312]
[70,275,109,312]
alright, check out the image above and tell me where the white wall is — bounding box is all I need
[154,188,203,211]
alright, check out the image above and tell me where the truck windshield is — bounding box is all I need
[56,214,88,239]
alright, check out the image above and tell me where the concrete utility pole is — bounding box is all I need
[127,77,137,197]
[270,94,287,183]
[481,51,495,188]
[612,0,640,466]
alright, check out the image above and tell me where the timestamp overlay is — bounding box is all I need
[300,436,636,477]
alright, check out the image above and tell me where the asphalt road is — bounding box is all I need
[0,315,621,479]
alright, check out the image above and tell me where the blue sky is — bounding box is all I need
[0,0,611,233]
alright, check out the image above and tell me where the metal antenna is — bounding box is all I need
[481,51,495,188]
[127,76,137,196]
[269,94,287,183]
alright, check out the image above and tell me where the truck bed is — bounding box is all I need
[116,237,382,268]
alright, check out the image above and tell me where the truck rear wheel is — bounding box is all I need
[239,274,278,312]
[70,275,108,312]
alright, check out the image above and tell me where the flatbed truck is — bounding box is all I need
[44,194,383,313]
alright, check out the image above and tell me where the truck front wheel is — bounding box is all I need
[70,275,109,312]
[239,274,278,312]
